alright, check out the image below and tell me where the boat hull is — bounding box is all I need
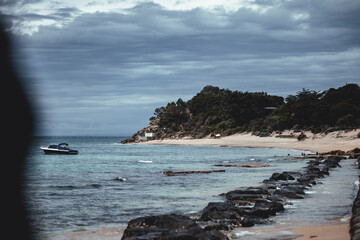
[42,149,78,155]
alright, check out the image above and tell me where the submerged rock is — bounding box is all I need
[214,163,270,168]
[273,189,304,199]
[225,192,267,202]
[113,177,127,182]
[254,199,285,213]
[161,170,225,176]
[350,176,360,240]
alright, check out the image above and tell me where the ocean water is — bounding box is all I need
[24,136,358,239]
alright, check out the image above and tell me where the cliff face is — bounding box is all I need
[121,112,201,144]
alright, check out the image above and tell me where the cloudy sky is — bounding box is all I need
[1,0,359,136]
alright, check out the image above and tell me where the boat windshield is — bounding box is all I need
[58,145,69,150]
[48,144,70,150]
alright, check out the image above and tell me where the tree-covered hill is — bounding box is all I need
[274,83,360,132]
[122,83,360,143]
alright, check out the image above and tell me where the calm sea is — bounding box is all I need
[24,136,358,239]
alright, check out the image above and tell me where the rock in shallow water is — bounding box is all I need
[121,214,228,240]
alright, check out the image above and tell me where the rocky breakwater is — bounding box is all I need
[350,148,360,240]
[121,155,345,240]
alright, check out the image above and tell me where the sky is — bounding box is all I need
[1,0,359,136]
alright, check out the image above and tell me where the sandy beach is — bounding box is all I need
[51,222,351,240]
[53,221,350,240]
[227,216,350,240]
[290,222,350,240]
[140,129,360,153]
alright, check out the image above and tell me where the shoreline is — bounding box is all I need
[51,132,359,240]
[137,129,360,153]
[51,219,350,240]
[229,219,350,240]
[121,153,358,239]
[121,130,359,240]
[290,222,350,240]
[50,221,350,240]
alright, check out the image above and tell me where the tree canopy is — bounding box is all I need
[149,83,360,137]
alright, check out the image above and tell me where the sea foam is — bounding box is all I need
[138,160,153,163]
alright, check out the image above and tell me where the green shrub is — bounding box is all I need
[297,132,307,141]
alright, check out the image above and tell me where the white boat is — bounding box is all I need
[40,143,78,155]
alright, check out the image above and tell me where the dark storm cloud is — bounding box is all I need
[0,0,21,6]
[0,0,44,6]
[12,1,360,135]
[0,0,81,33]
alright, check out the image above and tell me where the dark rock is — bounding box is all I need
[284,171,303,177]
[254,200,285,213]
[229,200,252,207]
[240,216,267,227]
[321,150,345,156]
[122,214,228,240]
[234,199,285,219]
[350,175,360,240]
[297,175,317,185]
[161,227,228,240]
[123,227,169,240]
[307,159,321,165]
[305,172,323,179]
[263,184,278,189]
[306,168,325,178]
[263,180,309,192]
[200,202,242,221]
[273,189,304,199]
[269,172,295,181]
[161,170,226,176]
[282,186,305,195]
[125,214,196,230]
[236,207,273,218]
[276,182,309,190]
[203,219,240,231]
[347,148,360,159]
[113,177,127,182]
[319,166,330,175]
[229,187,272,195]
[323,156,342,168]
[225,192,267,202]
[240,217,255,227]
[214,163,270,168]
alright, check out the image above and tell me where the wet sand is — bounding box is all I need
[290,222,350,240]
[229,219,350,240]
[53,222,349,240]
[50,226,126,240]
